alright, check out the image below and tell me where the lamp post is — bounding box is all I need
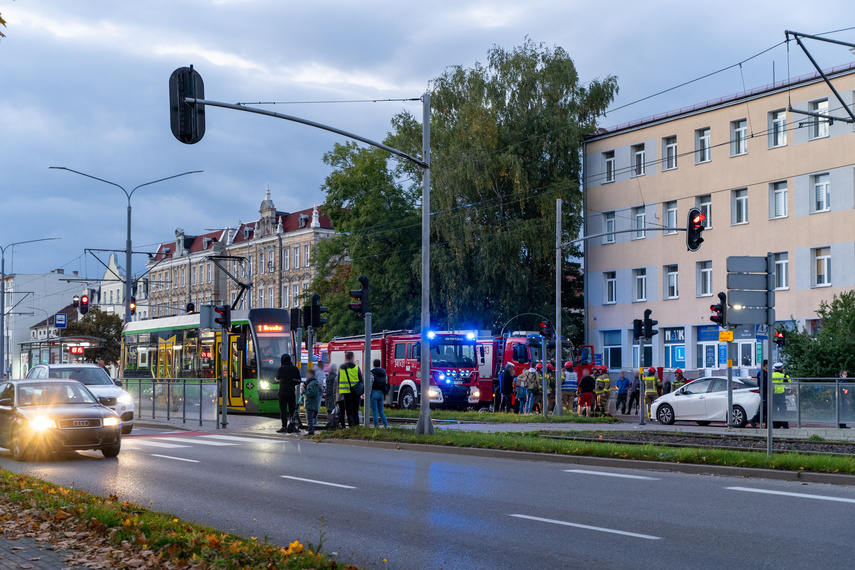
[0,238,60,378]
[50,167,202,324]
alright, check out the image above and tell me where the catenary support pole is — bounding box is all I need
[363,312,372,429]
[416,93,435,435]
[542,335,548,418]
[727,341,734,428]
[220,325,228,429]
[554,198,563,415]
[639,338,646,426]
[766,252,775,455]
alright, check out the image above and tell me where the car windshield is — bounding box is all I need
[429,343,476,368]
[17,383,98,406]
[683,379,712,395]
[47,367,113,385]
[710,378,758,392]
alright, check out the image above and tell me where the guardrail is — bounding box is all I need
[123,378,219,426]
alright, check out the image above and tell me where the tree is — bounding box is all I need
[779,290,855,378]
[64,308,124,365]
[391,39,618,334]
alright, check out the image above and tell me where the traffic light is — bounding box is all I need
[185,301,194,313]
[79,294,90,315]
[72,295,80,308]
[710,291,727,328]
[643,308,658,338]
[348,275,369,318]
[302,304,312,330]
[774,330,785,347]
[686,207,706,252]
[169,65,206,145]
[633,319,643,341]
[540,319,552,339]
[213,304,230,328]
[130,297,137,316]
[311,293,328,329]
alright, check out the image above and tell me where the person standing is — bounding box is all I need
[672,368,687,391]
[369,359,390,428]
[275,354,302,434]
[338,352,364,428]
[614,371,630,414]
[643,367,659,419]
[303,369,321,435]
[750,361,768,428]
[577,368,595,417]
[627,372,641,415]
[499,364,515,413]
[599,367,611,416]
[662,371,672,395]
[561,362,577,414]
[772,362,790,429]
[515,370,529,414]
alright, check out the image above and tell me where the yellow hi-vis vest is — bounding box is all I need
[772,371,787,394]
[643,375,658,394]
[338,366,360,395]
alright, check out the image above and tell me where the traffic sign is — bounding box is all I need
[728,290,773,308]
[719,330,734,342]
[726,256,767,273]
[726,273,768,291]
[729,307,773,326]
[54,313,67,329]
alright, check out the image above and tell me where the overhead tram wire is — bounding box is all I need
[235,98,422,106]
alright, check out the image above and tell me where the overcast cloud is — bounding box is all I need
[1,0,853,278]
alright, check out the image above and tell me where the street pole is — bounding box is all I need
[638,337,646,426]
[554,198,562,415]
[541,335,548,418]
[220,324,228,429]
[416,93,435,435]
[363,312,372,429]
[766,252,775,456]
[726,341,734,428]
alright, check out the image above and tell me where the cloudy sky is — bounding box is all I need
[1,0,853,278]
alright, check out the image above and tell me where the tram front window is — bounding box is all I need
[256,336,290,369]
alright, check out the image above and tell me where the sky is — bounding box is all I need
[1,0,854,280]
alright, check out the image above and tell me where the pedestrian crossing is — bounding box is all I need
[122,433,279,451]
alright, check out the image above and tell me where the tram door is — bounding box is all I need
[157,337,176,378]
[214,333,245,411]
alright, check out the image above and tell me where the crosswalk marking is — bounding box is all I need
[201,434,278,444]
[159,437,237,446]
[564,469,660,480]
[151,454,200,463]
[126,439,191,449]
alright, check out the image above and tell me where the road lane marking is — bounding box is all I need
[280,475,356,489]
[151,454,200,463]
[564,469,660,480]
[201,435,278,443]
[158,437,237,446]
[726,486,855,504]
[509,514,661,540]
[125,440,190,449]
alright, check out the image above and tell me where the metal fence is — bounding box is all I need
[776,378,855,428]
[124,378,219,426]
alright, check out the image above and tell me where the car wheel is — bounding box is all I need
[121,425,133,435]
[11,429,30,462]
[656,404,675,425]
[696,421,711,426]
[731,405,748,428]
[101,444,121,458]
[399,387,416,410]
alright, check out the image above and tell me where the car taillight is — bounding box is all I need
[750,388,759,393]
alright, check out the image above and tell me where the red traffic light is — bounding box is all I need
[692,212,706,225]
[79,294,90,315]
[686,207,705,252]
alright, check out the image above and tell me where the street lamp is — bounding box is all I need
[0,237,60,378]
[50,167,202,324]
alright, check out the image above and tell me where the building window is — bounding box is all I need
[697,261,712,297]
[770,182,787,219]
[813,173,830,212]
[268,248,275,272]
[258,288,264,308]
[731,119,747,156]
[292,284,300,307]
[633,268,647,302]
[663,136,677,170]
[191,265,196,286]
[207,263,212,283]
[732,189,748,225]
[305,244,311,266]
[811,99,829,139]
[293,246,301,269]
[268,286,275,308]
[664,201,677,234]
[602,330,622,370]
[605,212,616,243]
[633,207,646,239]
[774,252,789,290]
[814,247,831,286]
[604,151,615,183]
[282,248,290,271]
[173,269,178,289]
[632,144,645,176]
[605,272,616,304]
[665,265,678,299]
[259,251,265,274]
[695,128,711,163]
[698,195,712,229]
[283,285,290,308]
[770,110,786,147]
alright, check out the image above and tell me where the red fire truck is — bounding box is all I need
[475,332,594,408]
[326,330,480,409]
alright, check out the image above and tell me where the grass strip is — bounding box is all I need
[316,427,855,475]
[378,409,621,424]
[0,468,355,569]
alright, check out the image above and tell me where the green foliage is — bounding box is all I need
[63,308,123,365]
[780,290,855,378]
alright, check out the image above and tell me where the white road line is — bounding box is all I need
[509,515,662,540]
[280,475,356,489]
[157,437,237,446]
[124,439,190,449]
[121,446,141,450]
[564,469,660,480]
[151,454,200,463]
[201,435,277,443]
[726,486,855,504]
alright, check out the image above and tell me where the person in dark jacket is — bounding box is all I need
[577,368,596,417]
[499,364,515,412]
[303,370,322,435]
[324,364,343,428]
[275,354,303,433]
[369,359,390,428]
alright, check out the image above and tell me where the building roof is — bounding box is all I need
[587,61,855,141]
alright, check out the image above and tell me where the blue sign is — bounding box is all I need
[718,343,727,366]
[697,325,720,342]
[54,313,67,329]
[594,353,603,366]
[755,324,768,341]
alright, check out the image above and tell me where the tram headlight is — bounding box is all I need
[259,380,271,390]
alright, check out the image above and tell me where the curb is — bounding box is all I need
[323,438,855,487]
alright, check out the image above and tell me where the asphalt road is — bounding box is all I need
[1,428,854,569]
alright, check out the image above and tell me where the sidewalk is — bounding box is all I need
[0,533,82,570]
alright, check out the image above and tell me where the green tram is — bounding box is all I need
[121,308,291,413]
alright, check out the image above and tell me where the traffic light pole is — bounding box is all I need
[638,336,646,426]
[541,335,548,418]
[554,198,562,415]
[363,312,372,429]
[220,324,228,429]
[727,342,734,428]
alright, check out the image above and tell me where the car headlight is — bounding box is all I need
[260,380,271,390]
[471,388,480,399]
[117,394,133,404]
[428,389,440,399]
[30,417,56,430]
[103,417,120,427]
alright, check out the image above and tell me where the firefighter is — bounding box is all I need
[643,366,659,419]
[772,362,790,429]
[599,366,611,416]
[593,366,605,415]
[562,361,577,413]
[672,368,687,391]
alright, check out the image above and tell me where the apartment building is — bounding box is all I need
[583,62,855,375]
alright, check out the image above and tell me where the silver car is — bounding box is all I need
[650,376,760,428]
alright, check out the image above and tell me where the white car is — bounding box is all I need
[26,364,135,434]
[650,376,760,428]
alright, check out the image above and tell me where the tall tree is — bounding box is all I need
[64,308,124,365]
[392,39,618,334]
[780,290,855,378]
